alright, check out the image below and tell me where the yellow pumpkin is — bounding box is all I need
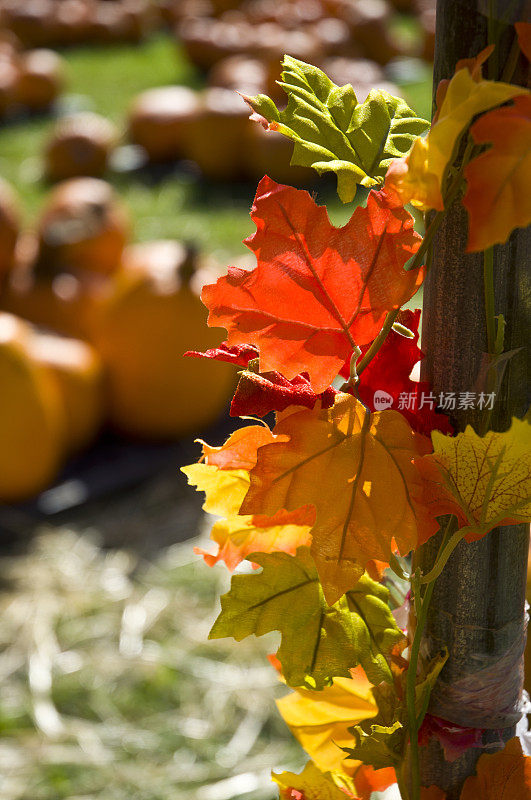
[29,331,105,454]
[0,313,65,502]
[88,240,236,439]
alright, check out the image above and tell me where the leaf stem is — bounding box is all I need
[406,517,456,800]
[484,247,496,356]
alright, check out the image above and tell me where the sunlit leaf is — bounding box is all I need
[209,548,403,688]
[385,66,527,210]
[202,177,423,394]
[463,95,531,251]
[276,667,377,776]
[241,393,433,602]
[417,417,531,541]
[272,760,357,799]
[245,56,429,202]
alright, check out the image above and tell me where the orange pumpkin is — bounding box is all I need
[37,178,129,275]
[88,240,236,439]
[29,331,105,454]
[44,112,118,182]
[0,177,21,280]
[14,48,65,112]
[127,86,201,163]
[242,123,314,186]
[184,88,250,181]
[0,313,65,502]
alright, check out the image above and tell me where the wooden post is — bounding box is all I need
[419,1,530,797]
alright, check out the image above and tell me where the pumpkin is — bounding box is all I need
[127,86,201,163]
[0,234,106,339]
[0,312,65,502]
[184,87,250,181]
[44,112,118,182]
[242,123,314,186]
[37,178,129,275]
[29,331,105,454]
[0,178,21,280]
[0,0,56,48]
[88,240,236,439]
[14,48,65,112]
[53,0,94,47]
[322,57,400,102]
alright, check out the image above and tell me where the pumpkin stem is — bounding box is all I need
[180,241,199,284]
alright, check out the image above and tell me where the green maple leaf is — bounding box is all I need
[246,55,429,202]
[209,547,403,689]
[345,720,404,770]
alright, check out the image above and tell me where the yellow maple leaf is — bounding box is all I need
[417,417,531,541]
[183,426,312,569]
[276,667,377,777]
[241,393,432,603]
[385,67,527,211]
[272,760,357,799]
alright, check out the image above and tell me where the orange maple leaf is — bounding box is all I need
[194,506,313,571]
[202,177,423,394]
[241,393,433,603]
[516,22,531,62]
[460,737,531,799]
[353,764,396,799]
[184,425,313,570]
[463,94,531,252]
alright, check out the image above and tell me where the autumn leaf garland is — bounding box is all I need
[182,46,531,800]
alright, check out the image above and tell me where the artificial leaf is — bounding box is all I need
[345,720,404,770]
[419,713,482,763]
[276,667,378,776]
[421,788,446,800]
[241,393,432,602]
[195,506,313,570]
[272,761,357,800]
[245,55,429,202]
[432,45,495,120]
[463,94,531,251]
[209,548,401,688]
[417,417,531,541]
[352,764,396,800]
[231,368,337,418]
[340,309,453,436]
[202,177,423,394]
[199,424,278,470]
[185,341,259,367]
[516,22,531,62]
[385,66,527,210]
[459,737,531,800]
[414,650,448,727]
[182,463,250,517]
[181,425,279,516]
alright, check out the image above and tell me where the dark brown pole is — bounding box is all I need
[419,1,530,797]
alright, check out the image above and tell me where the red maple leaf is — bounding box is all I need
[230,369,337,417]
[185,342,259,367]
[202,177,423,393]
[340,309,453,436]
